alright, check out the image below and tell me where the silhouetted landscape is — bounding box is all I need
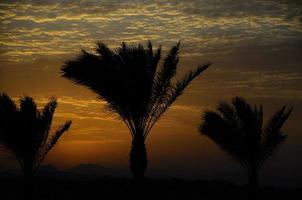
[1,0,302,199]
[2,179,301,200]
[1,164,301,200]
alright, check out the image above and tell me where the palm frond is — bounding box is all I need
[0,93,72,177]
[38,97,57,143]
[0,93,17,113]
[0,93,18,149]
[199,97,292,176]
[149,42,181,113]
[173,63,210,97]
[61,41,211,140]
[33,97,58,165]
[254,105,263,136]
[19,96,38,120]
[260,106,292,166]
[263,106,293,138]
[200,111,247,167]
[45,120,72,154]
[61,50,102,93]
[96,42,114,59]
[145,63,211,136]
[152,41,180,94]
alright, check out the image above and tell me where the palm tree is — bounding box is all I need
[199,97,292,191]
[61,41,211,181]
[0,93,72,194]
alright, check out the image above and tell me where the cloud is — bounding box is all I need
[1,0,301,63]
[10,95,115,121]
[188,68,302,99]
[65,140,125,144]
[170,104,201,114]
[1,1,302,104]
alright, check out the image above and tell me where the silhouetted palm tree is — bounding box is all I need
[199,97,292,191]
[61,41,211,181]
[0,93,71,194]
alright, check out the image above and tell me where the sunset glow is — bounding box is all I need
[1,0,301,187]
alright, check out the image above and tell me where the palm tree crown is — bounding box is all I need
[199,97,292,188]
[62,41,210,139]
[0,93,72,176]
[61,41,211,181]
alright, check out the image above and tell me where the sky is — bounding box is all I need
[0,0,302,186]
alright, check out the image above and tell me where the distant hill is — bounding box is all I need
[1,164,301,188]
[68,163,128,177]
[0,164,129,179]
[0,175,301,200]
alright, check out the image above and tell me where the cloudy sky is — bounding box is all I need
[0,0,302,186]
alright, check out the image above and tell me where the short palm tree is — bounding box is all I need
[0,93,72,191]
[61,41,211,181]
[199,97,292,190]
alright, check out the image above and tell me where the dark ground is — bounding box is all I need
[0,176,301,200]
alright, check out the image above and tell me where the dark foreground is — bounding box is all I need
[0,177,301,200]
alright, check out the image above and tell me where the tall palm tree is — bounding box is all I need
[0,93,72,192]
[61,41,211,181]
[199,97,292,190]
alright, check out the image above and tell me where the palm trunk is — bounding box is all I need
[248,170,258,190]
[130,135,148,180]
[130,134,147,200]
[248,169,259,199]
[23,166,34,199]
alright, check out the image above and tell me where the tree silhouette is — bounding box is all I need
[0,93,72,195]
[199,97,292,191]
[61,41,211,182]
